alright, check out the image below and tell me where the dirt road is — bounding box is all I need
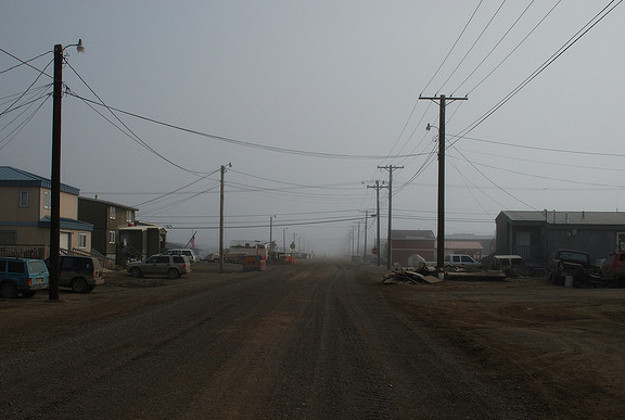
[1,261,623,419]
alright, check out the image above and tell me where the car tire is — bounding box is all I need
[167,268,179,279]
[71,278,90,294]
[21,290,36,298]
[1,282,19,299]
[130,267,142,278]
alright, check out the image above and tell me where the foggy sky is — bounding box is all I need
[1,1,624,256]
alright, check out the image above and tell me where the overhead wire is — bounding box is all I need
[447,152,506,209]
[131,168,221,207]
[450,147,537,209]
[0,57,53,117]
[64,61,212,176]
[377,0,484,170]
[451,0,536,95]
[465,0,564,96]
[67,92,429,161]
[0,48,53,78]
[453,0,623,142]
[460,147,625,173]
[0,93,51,152]
[437,0,509,94]
[451,155,625,189]
[454,133,625,157]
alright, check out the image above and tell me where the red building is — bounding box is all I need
[390,230,435,266]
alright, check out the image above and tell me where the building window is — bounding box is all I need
[19,190,29,207]
[109,207,116,220]
[78,233,87,249]
[618,233,625,251]
[126,210,133,223]
[108,230,116,244]
[43,191,51,209]
[0,230,17,245]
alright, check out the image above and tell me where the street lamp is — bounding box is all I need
[49,39,84,301]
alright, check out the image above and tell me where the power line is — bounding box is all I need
[0,94,51,152]
[66,92,430,161]
[453,133,625,157]
[132,168,220,207]
[0,58,53,117]
[455,0,623,139]
[450,155,625,189]
[165,215,372,230]
[381,0,484,167]
[65,61,212,176]
[422,0,485,95]
[465,0,563,95]
[0,48,53,77]
[451,0,536,94]
[437,0,509,93]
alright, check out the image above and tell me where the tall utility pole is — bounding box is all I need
[378,166,403,270]
[219,163,231,273]
[49,44,63,301]
[362,210,369,261]
[49,40,83,300]
[355,222,360,257]
[269,215,276,254]
[419,94,467,274]
[367,181,386,267]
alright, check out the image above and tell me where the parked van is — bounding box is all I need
[444,254,480,266]
[46,255,104,293]
[0,257,49,298]
[166,248,198,263]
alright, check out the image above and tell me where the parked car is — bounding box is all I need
[485,255,546,277]
[549,249,600,286]
[45,255,103,293]
[166,248,198,263]
[127,254,191,279]
[600,251,625,280]
[0,256,49,298]
[444,254,480,266]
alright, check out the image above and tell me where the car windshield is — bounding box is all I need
[559,251,589,264]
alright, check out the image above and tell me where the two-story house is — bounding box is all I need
[78,196,138,260]
[0,166,93,258]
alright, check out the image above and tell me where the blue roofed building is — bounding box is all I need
[0,166,93,258]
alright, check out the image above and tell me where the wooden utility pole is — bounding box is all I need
[363,210,369,261]
[219,163,231,273]
[378,166,403,270]
[367,180,386,267]
[419,94,467,275]
[49,44,63,300]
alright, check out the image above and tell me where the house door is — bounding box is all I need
[60,232,71,251]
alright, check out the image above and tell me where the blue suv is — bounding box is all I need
[0,257,49,298]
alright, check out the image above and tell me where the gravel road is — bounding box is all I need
[1,262,528,419]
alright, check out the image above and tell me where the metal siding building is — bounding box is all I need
[496,211,625,266]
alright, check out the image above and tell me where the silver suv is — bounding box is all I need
[127,254,191,279]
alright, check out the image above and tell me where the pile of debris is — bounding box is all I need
[382,256,441,284]
[382,266,441,285]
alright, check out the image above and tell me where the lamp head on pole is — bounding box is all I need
[76,39,85,54]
